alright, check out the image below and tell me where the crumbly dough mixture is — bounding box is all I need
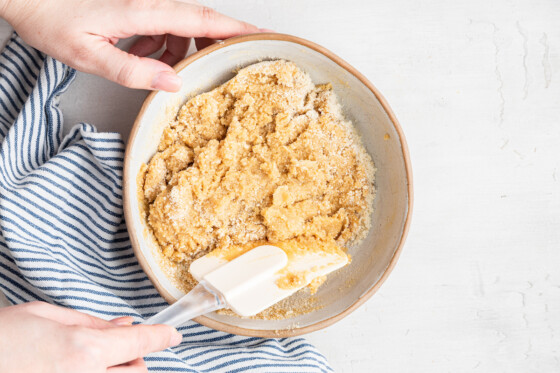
[139,60,375,294]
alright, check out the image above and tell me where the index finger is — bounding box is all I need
[20,301,118,330]
[133,2,259,39]
[98,324,182,367]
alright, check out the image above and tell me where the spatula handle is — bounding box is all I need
[144,281,226,327]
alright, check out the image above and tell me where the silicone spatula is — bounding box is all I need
[145,244,348,327]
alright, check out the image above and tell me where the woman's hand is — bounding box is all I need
[0,301,182,373]
[0,0,262,91]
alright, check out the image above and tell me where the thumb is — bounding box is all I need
[98,324,182,367]
[79,40,182,92]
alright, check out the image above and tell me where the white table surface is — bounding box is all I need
[1,1,559,371]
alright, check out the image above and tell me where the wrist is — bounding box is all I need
[0,0,33,28]
[0,0,13,21]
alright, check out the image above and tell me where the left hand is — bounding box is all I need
[0,0,263,91]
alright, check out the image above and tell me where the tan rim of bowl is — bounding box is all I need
[124,33,414,338]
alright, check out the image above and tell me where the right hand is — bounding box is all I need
[0,301,182,373]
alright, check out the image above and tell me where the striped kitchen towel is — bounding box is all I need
[0,32,332,372]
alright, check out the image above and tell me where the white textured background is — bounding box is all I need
[1,0,560,371]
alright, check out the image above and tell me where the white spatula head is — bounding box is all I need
[190,241,349,317]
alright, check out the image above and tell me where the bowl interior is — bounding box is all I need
[125,36,411,335]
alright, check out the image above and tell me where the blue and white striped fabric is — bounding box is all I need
[0,32,332,372]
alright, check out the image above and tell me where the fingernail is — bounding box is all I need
[151,71,182,92]
[259,28,276,33]
[110,317,134,326]
[170,328,182,346]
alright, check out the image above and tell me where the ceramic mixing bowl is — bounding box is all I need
[123,33,413,337]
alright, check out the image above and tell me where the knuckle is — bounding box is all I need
[131,0,158,11]
[125,0,141,8]
[25,300,44,309]
[114,59,138,87]
[198,6,217,23]
[66,327,92,356]
[240,21,254,33]
[81,313,105,329]
[135,327,152,356]
[21,300,49,314]
[69,45,94,71]
[65,327,103,363]
[66,326,90,349]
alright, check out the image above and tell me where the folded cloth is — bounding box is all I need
[0,32,332,373]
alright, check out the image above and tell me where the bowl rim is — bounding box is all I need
[123,32,413,337]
